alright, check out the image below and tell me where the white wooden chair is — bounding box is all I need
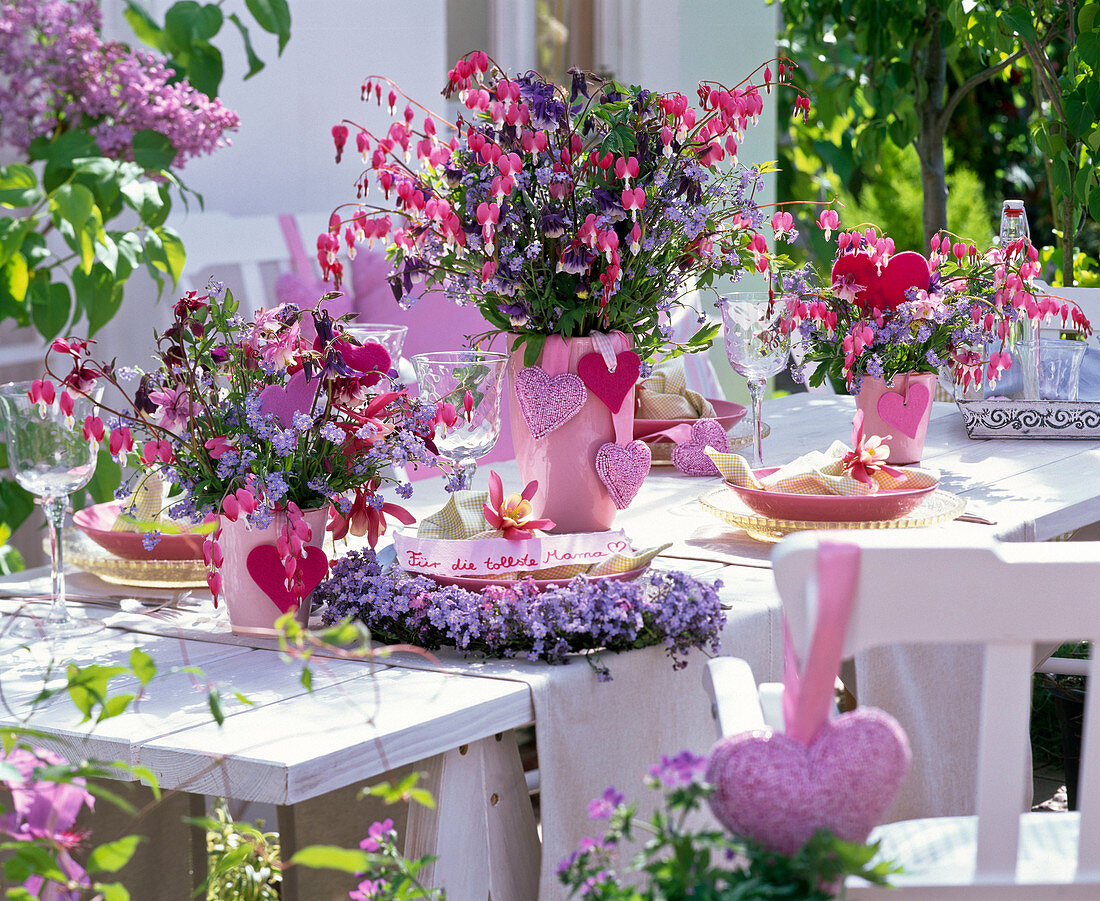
[705,530,1100,898]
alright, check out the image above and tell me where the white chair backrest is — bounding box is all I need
[772,530,1100,885]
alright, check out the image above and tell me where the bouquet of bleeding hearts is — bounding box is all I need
[46,284,446,604]
[781,222,1093,392]
[322,51,811,364]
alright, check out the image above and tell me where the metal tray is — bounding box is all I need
[956,399,1100,439]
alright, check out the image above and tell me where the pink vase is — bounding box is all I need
[854,372,938,465]
[507,335,635,533]
[218,507,328,635]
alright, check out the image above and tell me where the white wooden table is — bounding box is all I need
[3,394,1099,899]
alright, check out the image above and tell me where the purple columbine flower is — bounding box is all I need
[557,243,596,275]
[592,188,626,221]
[539,208,567,238]
[518,73,567,129]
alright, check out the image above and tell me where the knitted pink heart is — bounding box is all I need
[258,370,316,430]
[595,440,651,509]
[246,545,329,614]
[671,419,729,475]
[876,382,932,438]
[706,709,910,855]
[831,250,931,312]
[577,351,641,413]
[515,366,587,438]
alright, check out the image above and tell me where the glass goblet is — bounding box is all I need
[412,351,508,490]
[0,381,103,640]
[720,293,791,468]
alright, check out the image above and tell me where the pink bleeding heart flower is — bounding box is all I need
[482,471,555,540]
[840,410,904,487]
[82,415,104,444]
[28,379,55,408]
[108,426,133,458]
[58,391,75,420]
[463,389,474,422]
[204,435,234,459]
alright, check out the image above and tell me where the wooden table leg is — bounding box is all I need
[406,731,540,901]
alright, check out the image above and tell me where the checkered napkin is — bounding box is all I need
[414,491,670,580]
[636,359,716,420]
[705,443,940,496]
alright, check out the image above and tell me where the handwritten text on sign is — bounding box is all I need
[393,530,631,576]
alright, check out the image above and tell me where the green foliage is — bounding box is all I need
[837,144,993,253]
[196,800,282,901]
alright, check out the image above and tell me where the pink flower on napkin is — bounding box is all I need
[483,471,555,540]
[841,410,905,487]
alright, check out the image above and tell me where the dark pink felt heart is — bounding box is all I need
[670,419,729,476]
[595,440,651,509]
[706,709,910,855]
[259,370,316,430]
[246,545,329,614]
[876,382,932,438]
[515,366,587,438]
[577,351,641,413]
[831,250,931,312]
[338,339,390,387]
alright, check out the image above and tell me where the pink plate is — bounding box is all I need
[414,565,649,592]
[633,398,746,441]
[73,501,213,561]
[726,467,938,523]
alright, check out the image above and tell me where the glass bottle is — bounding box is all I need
[1000,200,1039,399]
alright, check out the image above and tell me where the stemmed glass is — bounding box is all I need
[0,381,103,640]
[412,351,508,490]
[720,293,791,468]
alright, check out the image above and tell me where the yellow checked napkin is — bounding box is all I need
[415,491,669,580]
[636,359,716,420]
[704,443,939,497]
[111,470,171,532]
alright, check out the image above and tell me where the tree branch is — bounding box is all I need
[937,47,1027,134]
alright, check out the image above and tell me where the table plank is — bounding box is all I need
[138,666,534,804]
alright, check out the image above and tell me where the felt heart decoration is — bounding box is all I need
[246,545,329,614]
[830,250,931,312]
[258,370,316,430]
[595,440,651,509]
[515,366,587,438]
[876,382,932,438]
[706,708,910,855]
[670,419,729,475]
[577,351,642,413]
[337,339,391,387]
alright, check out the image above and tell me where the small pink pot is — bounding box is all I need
[854,372,938,465]
[507,336,635,533]
[218,506,328,636]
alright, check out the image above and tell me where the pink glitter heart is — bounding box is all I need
[514,366,587,438]
[595,440,651,509]
[671,419,729,475]
[706,709,910,855]
[876,382,932,438]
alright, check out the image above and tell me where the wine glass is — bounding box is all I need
[0,381,103,640]
[720,293,791,468]
[412,351,508,490]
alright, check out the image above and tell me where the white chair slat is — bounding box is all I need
[972,644,1032,879]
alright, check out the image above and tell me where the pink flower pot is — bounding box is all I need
[854,372,938,465]
[507,336,635,533]
[218,507,328,635]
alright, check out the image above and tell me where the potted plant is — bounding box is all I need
[44,284,445,633]
[318,52,811,529]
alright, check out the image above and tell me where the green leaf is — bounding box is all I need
[65,662,129,722]
[300,666,312,691]
[124,1,167,51]
[246,0,292,52]
[183,41,225,97]
[132,130,177,172]
[208,687,225,725]
[0,471,35,533]
[0,253,29,305]
[289,845,370,873]
[97,883,131,901]
[29,279,71,341]
[0,164,41,207]
[51,183,96,228]
[87,835,141,874]
[129,648,156,686]
[165,2,223,46]
[227,13,265,78]
[74,264,125,335]
[85,446,123,506]
[120,180,166,224]
[36,131,101,194]
[154,226,186,286]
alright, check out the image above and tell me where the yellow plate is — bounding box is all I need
[698,486,967,543]
[63,529,208,588]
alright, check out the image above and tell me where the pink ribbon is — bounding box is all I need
[781,541,861,746]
